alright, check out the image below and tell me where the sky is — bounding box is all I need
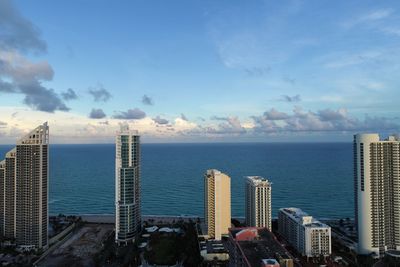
[0,0,400,143]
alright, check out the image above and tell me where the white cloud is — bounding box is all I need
[343,8,394,28]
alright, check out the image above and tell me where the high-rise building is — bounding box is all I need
[204,169,231,240]
[0,160,5,236]
[245,176,272,229]
[354,134,400,256]
[115,125,141,244]
[278,208,331,258]
[0,123,49,249]
[3,148,16,240]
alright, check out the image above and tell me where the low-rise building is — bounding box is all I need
[228,227,294,267]
[278,208,331,258]
[199,239,230,263]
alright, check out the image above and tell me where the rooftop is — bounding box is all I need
[246,176,271,186]
[280,207,329,228]
[230,227,292,267]
[200,240,228,254]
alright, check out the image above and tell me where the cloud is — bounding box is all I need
[21,83,69,112]
[61,88,78,101]
[142,94,153,105]
[88,85,112,102]
[113,108,146,120]
[0,79,14,93]
[344,8,394,28]
[0,2,69,113]
[211,116,227,121]
[0,121,7,128]
[0,51,69,112]
[210,116,246,134]
[317,108,347,121]
[281,94,301,103]
[252,107,399,133]
[382,27,400,37]
[0,0,47,53]
[89,108,106,119]
[263,108,290,120]
[180,113,188,121]
[153,116,169,125]
[358,8,393,22]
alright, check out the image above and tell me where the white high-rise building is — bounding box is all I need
[204,169,231,240]
[354,134,400,256]
[279,208,331,258]
[0,123,49,249]
[115,125,141,245]
[245,176,272,229]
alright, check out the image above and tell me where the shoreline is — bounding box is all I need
[51,214,349,224]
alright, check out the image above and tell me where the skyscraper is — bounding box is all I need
[0,123,49,249]
[354,134,400,256]
[0,160,5,236]
[115,125,141,245]
[245,176,272,229]
[204,169,231,240]
[3,148,16,240]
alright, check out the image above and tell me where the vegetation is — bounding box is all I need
[92,231,140,267]
[145,234,181,265]
[144,222,202,266]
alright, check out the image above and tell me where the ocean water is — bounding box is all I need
[0,143,354,219]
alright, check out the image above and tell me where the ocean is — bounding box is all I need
[0,143,354,219]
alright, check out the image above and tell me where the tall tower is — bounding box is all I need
[245,176,272,229]
[204,169,231,240]
[0,160,5,236]
[354,134,400,256]
[0,123,49,249]
[115,125,141,244]
[15,123,49,249]
[3,148,16,240]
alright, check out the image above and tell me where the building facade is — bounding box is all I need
[279,208,331,258]
[354,134,400,256]
[0,160,4,236]
[115,126,141,244]
[245,176,272,229]
[204,169,231,240]
[0,123,49,249]
[4,149,16,240]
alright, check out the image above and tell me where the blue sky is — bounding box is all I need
[0,0,399,143]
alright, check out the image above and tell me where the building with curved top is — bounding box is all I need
[115,125,141,245]
[354,134,400,256]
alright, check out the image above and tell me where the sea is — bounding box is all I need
[0,143,354,219]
